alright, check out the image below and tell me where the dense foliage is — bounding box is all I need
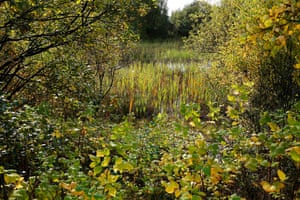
[1,0,300,199]
[134,0,172,40]
[170,1,212,37]
[0,0,141,106]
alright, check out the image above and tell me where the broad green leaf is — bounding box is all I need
[244,158,258,171]
[94,165,102,176]
[202,166,211,177]
[229,194,241,200]
[192,195,202,200]
[89,154,101,162]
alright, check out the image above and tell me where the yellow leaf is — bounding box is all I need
[260,181,284,193]
[52,130,61,138]
[294,63,300,69]
[175,189,181,198]
[96,149,110,157]
[210,167,223,184]
[267,122,280,132]
[277,169,287,181]
[165,180,179,194]
[189,121,196,128]
[4,173,21,184]
[107,174,119,183]
[276,35,286,47]
[101,157,111,167]
[263,18,273,28]
[106,185,117,197]
[286,146,300,162]
[260,181,277,193]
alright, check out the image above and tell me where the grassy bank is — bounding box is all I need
[131,41,216,63]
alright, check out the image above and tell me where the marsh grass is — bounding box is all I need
[110,62,225,117]
[131,41,210,63]
[105,41,226,118]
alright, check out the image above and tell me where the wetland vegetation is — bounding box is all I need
[1,0,300,199]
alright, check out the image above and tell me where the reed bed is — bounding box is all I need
[110,61,224,117]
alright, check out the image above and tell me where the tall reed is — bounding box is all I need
[110,61,224,117]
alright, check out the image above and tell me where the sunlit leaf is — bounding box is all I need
[267,122,280,132]
[260,181,276,193]
[263,18,273,28]
[210,167,223,184]
[165,180,179,194]
[96,149,110,157]
[286,146,300,162]
[106,185,117,197]
[294,63,300,69]
[102,156,111,167]
[4,173,21,184]
[277,169,287,181]
[52,130,62,138]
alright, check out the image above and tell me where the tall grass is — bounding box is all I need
[103,41,228,118]
[110,61,226,117]
[131,41,211,63]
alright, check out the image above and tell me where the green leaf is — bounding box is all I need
[192,195,203,200]
[94,165,103,176]
[229,194,241,200]
[244,158,258,171]
[202,166,211,177]
[259,112,271,125]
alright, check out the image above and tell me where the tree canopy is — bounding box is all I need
[170,1,212,37]
[0,0,142,99]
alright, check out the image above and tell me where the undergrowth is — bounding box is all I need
[1,81,299,199]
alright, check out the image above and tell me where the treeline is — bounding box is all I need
[133,0,214,40]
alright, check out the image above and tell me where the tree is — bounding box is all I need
[0,0,142,100]
[170,0,212,37]
[133,0,172,40]
[185,0,300,111]
[184,0,236,53]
